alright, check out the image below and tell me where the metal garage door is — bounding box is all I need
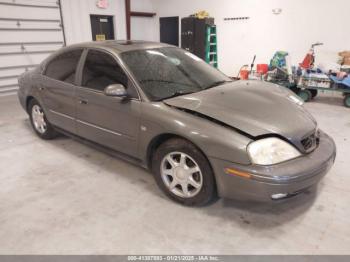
[0,0,65,96]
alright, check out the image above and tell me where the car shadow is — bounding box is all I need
[23,120,319,228]
[203,187,318,229]
[23,120,167,198]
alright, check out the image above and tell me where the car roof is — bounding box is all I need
[40,40,174,71]
[66,40,173,53]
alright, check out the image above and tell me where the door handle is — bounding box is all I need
[78,99,88,105]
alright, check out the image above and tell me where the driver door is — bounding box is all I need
[75,49,141,157]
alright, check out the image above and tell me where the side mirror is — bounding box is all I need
[104,84,128,97]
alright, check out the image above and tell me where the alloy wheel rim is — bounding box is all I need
[32,105,47,134]
[160,152,203,198]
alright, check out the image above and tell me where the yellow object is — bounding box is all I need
[195,10,210,19]
[96,34,106,41]
[224,168,252,179]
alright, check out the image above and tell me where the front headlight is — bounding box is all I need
[247,137,301,165]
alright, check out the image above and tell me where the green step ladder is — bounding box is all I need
[205,25,218,68]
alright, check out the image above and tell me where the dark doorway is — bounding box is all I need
[90,15,115,41]
[160,16,179,46]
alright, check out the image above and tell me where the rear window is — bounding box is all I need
[45,49,83,84]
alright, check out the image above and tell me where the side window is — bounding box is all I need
[81,50,138,98]
[45,49,83,84]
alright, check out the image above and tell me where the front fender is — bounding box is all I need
[138,102,252,166]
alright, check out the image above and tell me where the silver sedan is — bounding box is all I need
[18,41,336,206]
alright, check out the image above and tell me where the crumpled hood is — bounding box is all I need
[164,80,317,142]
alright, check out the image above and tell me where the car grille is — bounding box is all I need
[301,130,320,152]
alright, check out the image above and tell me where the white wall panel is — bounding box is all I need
[0,0,58,7]
[0,3,60,20]
[0,0,156,94]
[0,20,61,30]
[151,0,350,77]
[131,16,156,41]
[0,0,64,94]
[0,53,50,66]
[0,68,26,78]
[0,43,62,54]
[0,31,63,42]
[60,0,127,45]
[60,0,158,44]
[130,0,156,41]
[0,78,18,86]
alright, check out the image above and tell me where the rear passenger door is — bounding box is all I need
[41,49,83,134]
[75,49,141,157]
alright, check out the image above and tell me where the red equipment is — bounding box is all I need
[299,42,323,69]
[239,67,249,80]
[257,64,269,75]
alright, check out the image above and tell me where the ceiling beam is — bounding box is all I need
[125,0,131,40]
[130,11,156,17]
[125,0,156,40]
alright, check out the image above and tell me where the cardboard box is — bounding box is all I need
[339,51,350,65]
[343,57,350,66]
[339,51,350,57]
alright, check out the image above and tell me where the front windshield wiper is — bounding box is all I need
[204,80,232,90]
[160,90,195,101]
[140,79,194,88]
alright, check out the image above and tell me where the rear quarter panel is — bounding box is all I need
[17,67,45,113]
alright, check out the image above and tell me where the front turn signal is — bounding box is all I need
[224,168,252,179]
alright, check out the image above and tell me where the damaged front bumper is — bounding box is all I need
[210,131,336,201]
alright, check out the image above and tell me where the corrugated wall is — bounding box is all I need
[0,0,65,95]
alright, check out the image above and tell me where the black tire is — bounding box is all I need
[28,99,58,140]
[297,89,312,102]
[344,94,350,108]
[152,138,217,206]
[290,85,299,94]
[310,89,318,99]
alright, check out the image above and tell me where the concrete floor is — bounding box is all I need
[0,92,349,255]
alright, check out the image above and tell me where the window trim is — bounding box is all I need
[76,47,142,101]
[43,47,84,85]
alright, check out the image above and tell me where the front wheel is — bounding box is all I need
[28,99,58,139]
[298,89,312,102]
[344,94,350,108]
[152,138,217,206]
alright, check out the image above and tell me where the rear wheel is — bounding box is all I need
[310,89,318,99]
[152,138,216,206]
[344,94,350,108]
[290,85,299,94]
[298,89,312,102]
[28,99,58,139]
